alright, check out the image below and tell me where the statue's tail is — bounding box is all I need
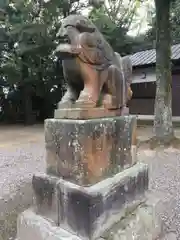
[115,52,133,101]
[122,56,133,101]
[121,56,132,86]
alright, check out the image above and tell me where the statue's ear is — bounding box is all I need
[76,20,95,33]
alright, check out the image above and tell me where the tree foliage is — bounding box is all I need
[0,0,142,123]
[133,0,180,51]
[89,0,142,55]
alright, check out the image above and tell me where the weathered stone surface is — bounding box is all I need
[54,107,129,120]
[17,170,159,240]
[161,232,177,240]
[16,197,162,240]
[57,163,148,239]
[101,195,163,240]
[30,163,148,240]
[16,208,81,240]
[32,173,59,224]
[45,115,137,186]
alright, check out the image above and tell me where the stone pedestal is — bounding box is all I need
[17,165,162,240]
[16,195,162,240]
[56,163,148,239]
[45,115,137,185]
[16,112,162,240]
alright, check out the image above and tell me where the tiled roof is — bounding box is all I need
[129,43,180,67]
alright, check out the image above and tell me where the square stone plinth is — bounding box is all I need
[57,163,148,239]
[31,163,148,240]
[45,116,137,186]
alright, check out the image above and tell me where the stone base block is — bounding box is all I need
[16,194,162,240]
[32,163,148,240]
[16,208,81,240]
[45,115,137,186]
[101,195,163,240]
[32,173,59,224]
[57,163,148,239]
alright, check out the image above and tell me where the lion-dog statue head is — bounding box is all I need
[55,14,133,109]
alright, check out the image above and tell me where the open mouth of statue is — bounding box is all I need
[62,37,71,44]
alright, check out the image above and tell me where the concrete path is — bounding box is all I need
[0,124,180,239]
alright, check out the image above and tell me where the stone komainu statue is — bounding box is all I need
[55,14,133,109]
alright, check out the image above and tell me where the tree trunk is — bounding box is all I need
[153,0,174,142]
[22,84,33,125]
[21,55,33,125]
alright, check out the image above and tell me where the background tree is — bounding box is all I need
[89,0,142,55]
[0,0,144,124]
[134,0,180,51]
[0,0,64,123]
[153,0,174,143]
[0,0,92,124]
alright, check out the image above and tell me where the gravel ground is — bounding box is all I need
[0,125,45,240]
[138,148,180,239]
[0,125,180,239]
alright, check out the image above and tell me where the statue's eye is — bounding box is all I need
[77,20,86,26]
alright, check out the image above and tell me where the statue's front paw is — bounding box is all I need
[75,91,97,108]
